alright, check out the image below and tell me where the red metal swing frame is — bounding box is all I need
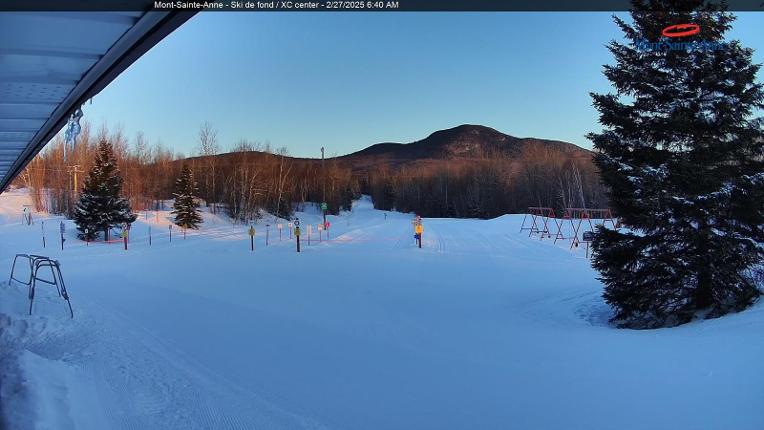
[520,207,556,238]
[553,208,618,250]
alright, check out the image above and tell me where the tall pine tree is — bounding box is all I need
[172,166,203,229]
[74,139,137,241]
[589,0,764,328]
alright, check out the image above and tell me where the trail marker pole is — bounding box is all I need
[582,231,596,258]
[249,226,256,251]
[41,221,46,248]
[278,223,283,241]
[321,201,328,232]
[266,224,270,246]
[59,221,65,250]
[294,218,301,253]
[148,226,152,246]
[169,224,172,243]
[321,146,327,228]
[85,228,89,246]
[22,206,34,225]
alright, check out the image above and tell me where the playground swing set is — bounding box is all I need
[519,206,619,257]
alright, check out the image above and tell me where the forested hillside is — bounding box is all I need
[16,123,606,220]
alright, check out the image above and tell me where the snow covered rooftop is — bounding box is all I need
[0,10,195,192]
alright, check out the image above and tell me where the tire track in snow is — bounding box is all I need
[78,293,331,430]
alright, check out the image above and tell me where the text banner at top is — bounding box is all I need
[3,0,764,11]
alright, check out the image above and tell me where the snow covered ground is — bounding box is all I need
[0,188,762,430]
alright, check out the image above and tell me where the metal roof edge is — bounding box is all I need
[0,10,197,193]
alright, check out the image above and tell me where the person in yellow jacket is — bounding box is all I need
[414,223,423,248]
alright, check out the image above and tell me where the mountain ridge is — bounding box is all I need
[183,124,591,166]
[341,124,590,161]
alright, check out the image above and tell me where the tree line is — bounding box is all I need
[363,146,606,218]
[16,122,606,222]
[15,122,360,222]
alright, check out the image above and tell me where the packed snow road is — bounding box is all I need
[0,189,762,430]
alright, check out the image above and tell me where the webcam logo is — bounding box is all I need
[636,23,726,52]
[661,23,700,38]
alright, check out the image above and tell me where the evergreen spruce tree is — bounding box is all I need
[74,140,137,241]
[589,0,764,328]
[172,166,203,229]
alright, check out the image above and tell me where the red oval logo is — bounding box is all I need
[662,23,700,38]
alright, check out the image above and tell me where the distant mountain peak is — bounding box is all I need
[343,124,588,162]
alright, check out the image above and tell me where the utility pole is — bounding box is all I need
[62,164,81,217]
[67,165,83,212]
[321,147,327,228]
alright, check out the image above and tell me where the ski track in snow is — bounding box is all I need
[1,190,763,430]
[1,280,328,430]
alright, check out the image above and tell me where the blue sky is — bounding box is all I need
[81,12,764,158]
